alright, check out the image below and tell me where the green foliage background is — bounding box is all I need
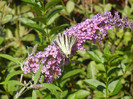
[0,0,133,99]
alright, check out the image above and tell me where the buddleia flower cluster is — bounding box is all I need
[63,12,133,51]
[23,45,62,83]
[23,12,133,83]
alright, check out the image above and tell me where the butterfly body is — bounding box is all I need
[54,33,77,58]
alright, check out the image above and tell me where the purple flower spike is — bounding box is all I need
[23,12,133,83]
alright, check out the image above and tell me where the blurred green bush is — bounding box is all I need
[0,0,133,99]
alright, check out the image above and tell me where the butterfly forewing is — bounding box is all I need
[60,34,68,55]
[69,36,77,50]
[65,34,70,55]
[54,33,77,58]
[55,34,65,53]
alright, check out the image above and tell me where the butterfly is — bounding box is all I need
[54,33,77,58]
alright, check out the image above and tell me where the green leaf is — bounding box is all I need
[61,69,84,81]
[95,63,105,71]
[20,5,31,13]
[77,50,90,60]
[127,64,133,71]
[27,46,33,55]
[87,50,104,63]
[118,63,126,74]
[47,13,60,25]
[19,18,45,34]
[60,78,69,88]
[22,0,35,4]
[32,5,42,16]
[61,90,68,98]
[108,77,122,96]
[42,83,62,92]
[33,17,47,24]
[84,79,106,92]
[0,90,6,94]
[14,46,27,57]
[67,93,76,99]
[124,51,133,60]
[21,34,35,41]
[123,6,131,17]
[47,6,64,19]
[87,61,98,79]
[66,1,75,14]
[0,36,4,45]
[22,0,42,16]
[44,94,51,99]
[104,3,112,12]
[111,51,123,57]
[5,70,23,81]
[34,63,43,84]
[0,29,5,44]
[46,6,64,25]
[5,29,14,40]
[49,24,68,35]
[116,29,124,38]
[108,29,115,39]
[2,15,13,24]
[123,31,132,45]
[45,0,61,11]
[107,67,121,77]
[0,54,20,64]
[32,90,36,99]
[19,17,34,24]
[110,57,123,65]
[93,90,104,99]
[123,96,133,99]
[0,95,8,99]
[75,90,90,98]
[50,90,61,99]
[0,80,24,86]
[94,5,103,14]
[94,50,104,62]
[104,45,111,58]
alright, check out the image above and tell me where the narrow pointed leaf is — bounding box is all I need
[34,63,43,84]
[47,6,64,19]
[104,45,111,57]
[5,70,23,81]
[19,18,45,34]
[61,69,84,81]
[67,94,76,99]
[0,54,20,64]
[110,57,123,65]
[75,90,90,98]
[66,1,75,14]
[87,61,98,79]
[49,24,68,35]
[107,67,121,77]
[42,83,62,92]
[87,51,103,63]
[32,90,36,99]
[84,79,106,92]
[45,0,61,11]
[0,80,24,86]
[108,77,122,96]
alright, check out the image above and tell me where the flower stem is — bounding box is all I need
[14,81,31,99]
[103,0,105,13]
